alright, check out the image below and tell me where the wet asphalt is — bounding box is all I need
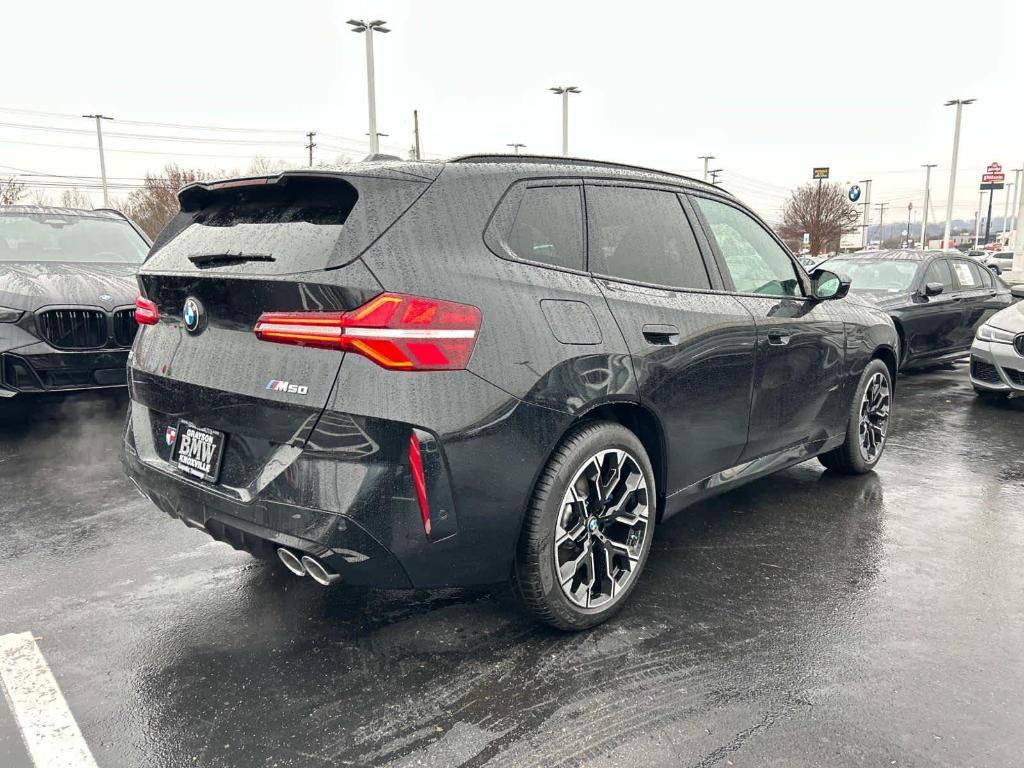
[0,365,1022,768]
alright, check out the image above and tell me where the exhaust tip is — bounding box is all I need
[277,548,306,577]
[300,555,340,586]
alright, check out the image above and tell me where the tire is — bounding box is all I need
[819,359,893,474]
[512,420,656,631]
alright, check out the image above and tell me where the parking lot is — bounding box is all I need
[0,363,1022,767]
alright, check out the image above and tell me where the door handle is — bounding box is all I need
[767,330,791,346]
[642,324,679,345]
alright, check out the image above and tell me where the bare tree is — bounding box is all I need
[30,190,52,207]
[114,164,211,238]
[778,182,860,256]
[60,188,93,209]
[0,176,27,205]
[248,156,292,175]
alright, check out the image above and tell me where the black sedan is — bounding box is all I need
[824,250,1014,369]
[0,206,150,398]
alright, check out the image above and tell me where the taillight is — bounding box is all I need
[253,293,481,371]
[134,296,160,326]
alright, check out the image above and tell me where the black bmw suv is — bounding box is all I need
[123,156,898,630]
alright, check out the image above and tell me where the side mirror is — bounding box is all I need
[811,268,850,300]
[923,282,944,297]
[1011,285,1024,301]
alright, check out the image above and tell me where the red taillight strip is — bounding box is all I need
[408,432,431,538]
[134,296,160,326]
[253,293,481,371]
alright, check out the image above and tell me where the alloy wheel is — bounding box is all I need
[553,448,650,609]
[858,371,891,462]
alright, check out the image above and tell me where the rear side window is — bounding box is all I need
[586,186,710,289]
[951,260,979,288]
[507,186,584,270]
[924,259,955,292]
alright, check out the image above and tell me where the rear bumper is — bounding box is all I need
[969,340,1024,392]
[1,346,129,395]
[122,365,569,589]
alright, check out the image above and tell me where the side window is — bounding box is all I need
[694,196,802,297]
[586,186,710,289]
[507,185,583,271]
[924,259,955,292]
[951,260,979,289]
[970,261,992,287]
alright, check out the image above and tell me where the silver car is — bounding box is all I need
[970,297,1024,398]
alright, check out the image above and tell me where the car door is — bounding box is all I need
[585,182,756,494]
[689,194,847,461]
[900,257,961,364]
[956,259,1005,344]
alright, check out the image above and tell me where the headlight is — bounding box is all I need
[0,307,23,323]
[977,324,1016,343]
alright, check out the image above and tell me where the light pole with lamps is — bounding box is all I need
[942,98,975,249]
[347,19,391,156]
[919,163,936,248]
[549,86,581,156]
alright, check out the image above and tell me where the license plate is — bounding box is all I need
[170,421,226,483]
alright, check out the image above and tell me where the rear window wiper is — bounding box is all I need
[188,252,275,267]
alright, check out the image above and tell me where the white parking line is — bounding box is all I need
[0,632,98,768]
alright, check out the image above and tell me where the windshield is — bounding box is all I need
[826,259,919,292]
[0,213,149,263]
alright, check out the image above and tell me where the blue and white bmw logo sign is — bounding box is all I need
[848,184,862,202]
[98,293,112,302]
[587,517,599,532]
[182,297,202,333]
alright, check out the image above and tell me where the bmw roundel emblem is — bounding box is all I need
[182,297,203,333]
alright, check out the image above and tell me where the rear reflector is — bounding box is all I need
[134,296,160,326]
[254,293,481,371]
[408,432,431,538]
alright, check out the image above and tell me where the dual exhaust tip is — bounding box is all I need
[276,548,340,586]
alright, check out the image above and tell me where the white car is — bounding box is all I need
[969,296,1024,399]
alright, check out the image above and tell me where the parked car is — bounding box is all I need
[970,299,1024,398]
[989,250,1017,275]
[0,206,151,398]
[967,249,1003,274]
[822,250,1014,370]
[123,156,899,630]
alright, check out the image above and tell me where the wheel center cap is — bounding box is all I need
[587,517,599,533]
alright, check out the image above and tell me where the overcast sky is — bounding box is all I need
[3,0,1022,224]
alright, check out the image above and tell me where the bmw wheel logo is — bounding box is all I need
[182,297,203,334]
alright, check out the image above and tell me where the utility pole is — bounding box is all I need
[306,131,317,167]
[348,19,391,156]
[875,202,888,248]
[506,143,526,155]
[974,190,984,248]
[413,110,421,160]
[942,98,975,249]
[906,203,913,248]
[82,114,113,206]
[1001,181,1014,246]
[709,169,723,186]
[920,164,937,248]
[860,179,872,248]
[1010,167,1023,246]
[549,86,581,156]
[698,155,715,182]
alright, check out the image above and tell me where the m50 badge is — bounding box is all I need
[266,379,309,395]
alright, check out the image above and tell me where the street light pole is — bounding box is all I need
[1010,168,1023,246]
[549,86,581,156]
[920,164,936,248]
[1002,181,1014,247]
[906,203,913,249]
[348,19,391,156]
[698,155,715,182]
[974,190,984,248]
[859,179,872,248]
[709,169,723,186]
[82,114,113,206]
[506,143,526,155]
[942,98,975,249]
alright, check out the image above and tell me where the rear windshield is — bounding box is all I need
[827,259,919,291]
[0,213,149,263]
[147,174,428,272]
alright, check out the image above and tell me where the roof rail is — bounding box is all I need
[450,154,730,194]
